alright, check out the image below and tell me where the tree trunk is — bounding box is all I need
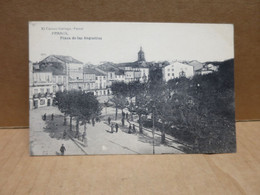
[161,123,166,144]
[70,116,72,131]
[115,106,118,120]
[63,115,67,126]
[84,123,86,133]
[76,119,79,133]
[131,112,133,121]
[138,114,143,134]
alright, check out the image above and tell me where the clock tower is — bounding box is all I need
[138,47,146,62]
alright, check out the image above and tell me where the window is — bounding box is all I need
[58,76,62,83]
[168,69,170,72]
[172,73,174,76]
[40,99,45,105]
[76,77,79,80]
[34,89,38,94]
[40,88,44,94]
[96,77,98,80]
[172,69,174,71]
[168,73,170,76]
[47,88,50,93]
[53,86,56,92]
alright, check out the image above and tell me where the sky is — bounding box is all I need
[29,22,234,64]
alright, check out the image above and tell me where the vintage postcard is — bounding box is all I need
[29,22,236,155]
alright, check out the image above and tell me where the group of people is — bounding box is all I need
[110,123,119,133]
[107,114,136,134]
[42,113,54,121]
[128,124,136,134]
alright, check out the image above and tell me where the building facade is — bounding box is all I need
[29,62,54,109]
[162,61,194,82]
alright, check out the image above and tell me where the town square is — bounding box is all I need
[29,22,236,155]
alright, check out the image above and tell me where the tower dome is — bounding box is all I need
[138,47,146,62]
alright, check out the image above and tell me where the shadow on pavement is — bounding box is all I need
[43,114,74,141]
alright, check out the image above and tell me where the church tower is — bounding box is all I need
[138,47,146,62]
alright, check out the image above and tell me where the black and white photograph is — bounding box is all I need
[29,21,236,156]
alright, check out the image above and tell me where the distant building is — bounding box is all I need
[29,62,54,109]
[162,61,194,82]
[83,68,109,96]
[195,63,219,75]
[97,47,150,84]
[52,74,68,92]
[138,47,145,62]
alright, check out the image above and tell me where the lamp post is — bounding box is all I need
[152,101,155,154]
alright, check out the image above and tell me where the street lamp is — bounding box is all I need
[152,101,156,154]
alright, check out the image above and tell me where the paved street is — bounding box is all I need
[30,106,184,155]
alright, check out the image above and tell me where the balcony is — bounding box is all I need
[33,92,53,99]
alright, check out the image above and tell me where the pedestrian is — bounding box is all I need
[60,144,66,155]
[128,124,132,134]
[122,111,125,119]
[51,113,54,120]
[115,123,119,133]
[43,113,46,121]
[121,117,124,126]
[126,113,129,120]
[111,124,114,133]
[63,130,67,139]
[133,124,136,133]
[108,117,111,125]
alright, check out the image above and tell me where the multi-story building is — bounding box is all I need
[83,68,109,96]
[38,55,83,90]
[29,62,54,109]
[162,61,194,82]
[114,72,125,82]
[52,74,68,92]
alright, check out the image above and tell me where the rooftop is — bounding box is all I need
[40,55,83,64]
[83,68,107,76]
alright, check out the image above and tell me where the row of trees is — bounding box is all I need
[109,59,235,153]
[54,90,102,134]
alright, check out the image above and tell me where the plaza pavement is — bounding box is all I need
[30,106,184,155]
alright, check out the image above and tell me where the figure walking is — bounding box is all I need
[126,113,129,121]
[51,113,54,120]
[122,111,125,119]
[108,117,111,125]
[115,123,119,133]
[43,113,46,121]
[60,144,66,155]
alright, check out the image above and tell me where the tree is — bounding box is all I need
[110,82,128,120]
[77,92,102,135]
[55,90,102,138]
[127,81,150,133]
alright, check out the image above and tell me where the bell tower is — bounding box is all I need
[138,47,145,62]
